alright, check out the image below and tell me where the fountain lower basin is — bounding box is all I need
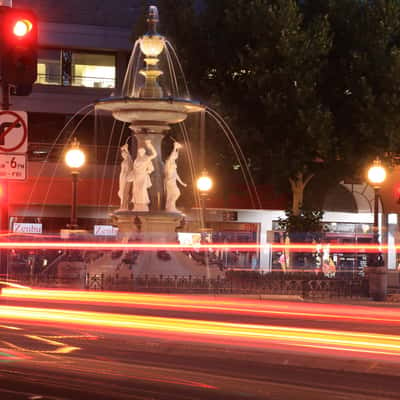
[95,97,205,130]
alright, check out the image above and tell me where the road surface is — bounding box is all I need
[1,289,400,399]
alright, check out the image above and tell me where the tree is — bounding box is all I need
[278,208,324,241]
[195,0,400,212]
[197,0,333,215]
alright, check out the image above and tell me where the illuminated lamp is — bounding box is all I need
[196,171,213,194]
[13,19,33,37]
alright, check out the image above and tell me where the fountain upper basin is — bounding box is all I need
[95,97,205,127]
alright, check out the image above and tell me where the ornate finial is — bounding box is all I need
[147,5,159,35]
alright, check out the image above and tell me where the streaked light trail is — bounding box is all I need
[1,305,400,359]
[0,240,393,252]
[4,289,400,326]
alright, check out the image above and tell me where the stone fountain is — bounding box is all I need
[94,6,219,277]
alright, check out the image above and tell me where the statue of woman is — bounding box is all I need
[131,139,157,211]
[164,141,187,213]
[117,144,133,211]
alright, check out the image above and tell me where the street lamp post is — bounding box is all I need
[367,158,386,249]
[65,138,85,230]
[367,157,387,301]
[196,170,213,271]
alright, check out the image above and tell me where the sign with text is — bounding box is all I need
[0,154,26,180]
[177,232,202,246]
[0,110,28,153]
[13,223,42,234]
[94,225,118,237]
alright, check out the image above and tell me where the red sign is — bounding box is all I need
[0,110,28,153]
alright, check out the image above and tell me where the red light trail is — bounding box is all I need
[0,240,392,252]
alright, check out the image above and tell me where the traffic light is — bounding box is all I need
[0,6,37,94]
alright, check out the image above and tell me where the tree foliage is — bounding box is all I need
[196,0,333,213]
[200,0,333,177]
[153,0,400,212]
[278,208,324,234]
[319,0,400,172]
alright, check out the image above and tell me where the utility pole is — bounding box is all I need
[0,81,10,278]
[0,4,38,279]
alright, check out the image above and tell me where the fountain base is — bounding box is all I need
[86,211,223,278]
[113,210,183,243]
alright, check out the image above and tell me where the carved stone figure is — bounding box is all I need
[117,144,133,211]
[130,139,157,211]
[164,141,186,212]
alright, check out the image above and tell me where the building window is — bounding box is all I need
[36,49,116,89]
[36,49,62,85]
[72,52,115,88]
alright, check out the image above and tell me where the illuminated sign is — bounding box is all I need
[13,222,42,234]
[177,232,201,246]
[94,225,118,237]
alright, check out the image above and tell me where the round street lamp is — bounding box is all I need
[367,157,387,301]
[367,159,387,187]
[65,138,85,229]
[196,172,213,194]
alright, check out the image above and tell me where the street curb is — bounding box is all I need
[210,294,304,301]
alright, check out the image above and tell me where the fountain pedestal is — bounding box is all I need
[110,210,220,277]
[112,210,183,243]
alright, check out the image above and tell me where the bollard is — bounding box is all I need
[367,266,387,301]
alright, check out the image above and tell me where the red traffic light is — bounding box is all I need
[13,19,33,37]
[0,6,38,89]
[1,8,37,44]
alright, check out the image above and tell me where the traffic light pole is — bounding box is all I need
[0,5,38,278]
[2,80,10,110]
[0,81,10,278]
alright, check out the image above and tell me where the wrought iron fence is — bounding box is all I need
[84,273,368,298]
[5,273,368,298]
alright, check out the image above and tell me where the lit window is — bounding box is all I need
[36,49,116,88]
[36,49,61,85]
[71,52,116,88]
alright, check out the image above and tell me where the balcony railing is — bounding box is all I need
[36,73,115,89]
